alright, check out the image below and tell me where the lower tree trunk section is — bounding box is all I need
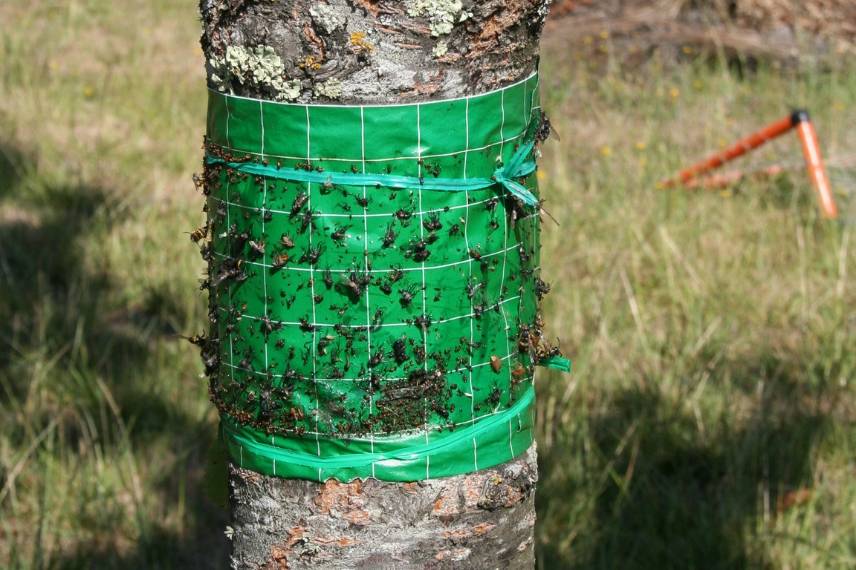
[227,445,537,569]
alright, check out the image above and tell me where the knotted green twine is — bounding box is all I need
[201,72,569,482]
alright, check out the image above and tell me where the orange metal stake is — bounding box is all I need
[681,165,786,190]
[668,114,795,186]
[794,112,839,219]
[662,110,839,219]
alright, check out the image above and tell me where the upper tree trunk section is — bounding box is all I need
[200,0,551,104]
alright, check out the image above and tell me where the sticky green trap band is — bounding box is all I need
[221,388,535,481]
[203,72,566,482]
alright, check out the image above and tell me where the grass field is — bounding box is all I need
[1,1,854,568]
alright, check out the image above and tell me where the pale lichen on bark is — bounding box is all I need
[199,1,551,567]
[200,0,551,103]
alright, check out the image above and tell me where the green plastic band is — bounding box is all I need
[539,355,572,373]
[221,387,535,481]
[205,137,540,207]
[204,72,564,482]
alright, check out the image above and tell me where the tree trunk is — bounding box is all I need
[199,1,551,568]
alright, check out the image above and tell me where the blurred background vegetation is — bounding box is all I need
[0,1,854,568]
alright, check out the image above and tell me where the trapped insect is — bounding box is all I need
[189,224,208,243]
[249,240,265,257]
[331,225,350,243]
[408,240,430,262]
[299,245,323,265]
[382,224,397,248]
[299,209,314,233]
[392,338,408,364]
[290,192,309,216]
[536,109,561,144]
[423,214,442,232]
[272,253,289,269]
[399,284,418,307]
[395,208,412,221]
[368,348,384,368]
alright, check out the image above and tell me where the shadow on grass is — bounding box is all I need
[536,356,828,570]
[0,142,226,568]
[0,140,29,198]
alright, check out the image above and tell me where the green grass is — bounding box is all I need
[0,2,854,568]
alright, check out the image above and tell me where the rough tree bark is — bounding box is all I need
[199,1,551,568]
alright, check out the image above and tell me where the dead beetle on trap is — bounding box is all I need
[414,314,432,331]
[260,316,280,335]
[189,224,208,243]
[423,161,441,177]
[413,345,426,363]
[535,277,551,300]
[248,240,266,257]
[392,338,408,364]
[370,373,382,391]
[299,245,324,265]
[394,208,412,222]
[280,234,295,248]
[399,284,418,307]
[271,253,289,269]
[317,335,335,356]
[283,368,299,383]
[536,109,560,145]
[192,172,205,193]
[423,214,442,232]
[371,308,384,327]
[465,278,483,300]
[330,225,350,243]
[382,224,397,248]
[407,240,430,262]
[518,324,533,353]
[199,241,214,262]
[368,348,384,368]
[339,270,370,301]
[298,209,314,233]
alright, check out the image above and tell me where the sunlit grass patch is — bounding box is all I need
[535,53,856,570]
